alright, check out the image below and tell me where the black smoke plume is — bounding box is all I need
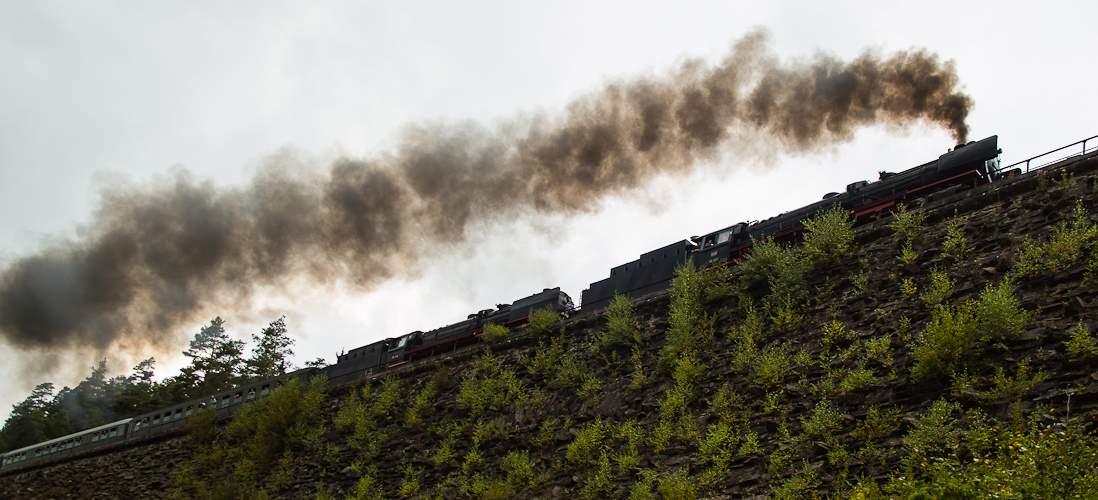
[0,30,971,350]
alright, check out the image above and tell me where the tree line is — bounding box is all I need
[0,316,322,454]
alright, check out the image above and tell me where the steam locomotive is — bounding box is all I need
[581,135,1005,310]
[0,136,1005,474]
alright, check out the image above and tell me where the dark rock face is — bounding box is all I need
[5,153,1098,499]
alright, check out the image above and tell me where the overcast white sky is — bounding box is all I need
[0,1,1095,423]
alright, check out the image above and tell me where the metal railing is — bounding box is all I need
[1004,134,1098,174]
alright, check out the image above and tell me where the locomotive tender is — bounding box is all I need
[0,136,1005,474]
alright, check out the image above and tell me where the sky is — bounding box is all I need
[0,0,1095,423]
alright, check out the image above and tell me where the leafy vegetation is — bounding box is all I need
[1013,199,1098,277]
[1,315,304,454]
[599,293,640,350]
[481,323,510,344]
[526,305,560,337]
[15,167,1098,500]
[166,375,328,499]
[888,203,926,242]
[802,205,856,264]
[658,261,714,372]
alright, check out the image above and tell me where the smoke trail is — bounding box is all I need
[0,29,971,349]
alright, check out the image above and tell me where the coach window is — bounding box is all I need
[260,384,270,396]
[74,436,82,447]
[153,415,161,425]
[110,427,119,438]
[164,411,172,422]
[234,391,243,403]
[220,395,230,408]
[186,405,193,417]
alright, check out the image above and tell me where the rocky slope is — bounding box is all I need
[4,151,1098,499]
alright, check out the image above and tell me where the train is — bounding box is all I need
[0,135,1006,474]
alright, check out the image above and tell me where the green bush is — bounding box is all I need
[980,359,1047,403]
[897,240,918,264]
[911,304,979,380]
[581,451,615,499]
[169,375,329,498]
[821,318,856,348]
[481,323,509,344]
[656,468,697,500]
[900,399,961,474]
[706,384,745,425]
[456,352,524,417]
[501,449,533,487]
[853,404,901,441]
[802,205,855,264]
[224,375,328,472]
[347,466,385,500]
[600,294,640,349]
[698,421,737,471]
[739,237,793,291]
[553,352,590,389]
[629,471,659,500]
[335,376,402,449]
[974,279,1030,341]
[404,380,439,429]
[652,380,697,452]
[526,305,559,337]
[431,433,458,468]
[753,342,792,389]
[612,420,645,471]
[565,418,609,468]
[658,261,714,372]
[801,399,842,439]
[524,334,565,379]
[920,267,955,308]
[1013,200,1098,277]
[900,278,917,298]
[1066,321,1098,360]
[889,418,1098,497]
[397,463,420,498]
[941,216,969,260]
[889,203,926,242]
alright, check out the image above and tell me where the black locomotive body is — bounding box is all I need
[580,136,1003,312]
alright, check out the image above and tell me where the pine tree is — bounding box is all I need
[181,317,245,397]
[246,316,296,381]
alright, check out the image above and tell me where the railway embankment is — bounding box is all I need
[5,151,1098,499]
